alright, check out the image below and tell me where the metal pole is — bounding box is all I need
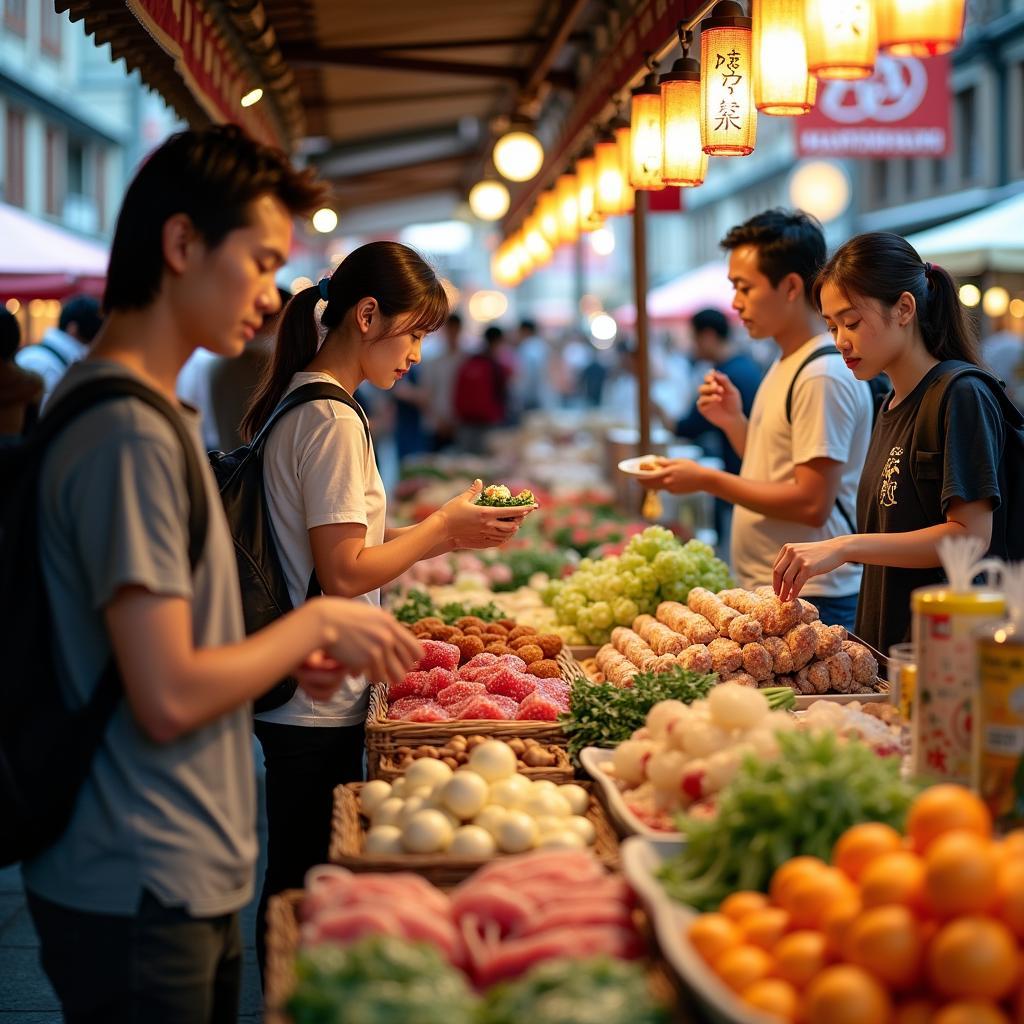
[633,188,651,455]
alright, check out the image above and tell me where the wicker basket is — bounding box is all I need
[264,890,303,1024]
[371,741,574,783]
[264,889,682,1023]
[364,648,583,762]
[328,780,619,886]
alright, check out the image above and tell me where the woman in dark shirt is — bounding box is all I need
[771,232,1009,654]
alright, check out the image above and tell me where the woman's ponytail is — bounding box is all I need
[814,231,981,367]
[240,285,322,442]
[920,262,981,365]
[241,241,449,441]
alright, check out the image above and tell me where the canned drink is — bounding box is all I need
[912,587,1006,785]
[975,625,1024,828]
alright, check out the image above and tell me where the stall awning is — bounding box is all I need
[0,201,108,300]
[615,261,736,325]
[906,192,1024,276]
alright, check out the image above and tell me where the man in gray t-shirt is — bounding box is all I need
[22,126,421,1024]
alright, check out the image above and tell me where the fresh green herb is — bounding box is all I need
[437,599,504,624]
[478,956,668,1024]
[392,589,503,625]
[561,667,718,761]
[657,730,918,911]
[288,936,476,1024]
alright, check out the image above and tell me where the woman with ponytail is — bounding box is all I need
[244,241,534,971]
[772,231,1014,654]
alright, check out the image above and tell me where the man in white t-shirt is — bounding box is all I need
[15,295,102,409]
[640,209,872,630]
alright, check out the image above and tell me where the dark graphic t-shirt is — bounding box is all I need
[854,365,1006,655]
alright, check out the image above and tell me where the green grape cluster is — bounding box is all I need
[544,527,733,646]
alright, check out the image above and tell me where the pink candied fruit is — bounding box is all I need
[421,666,458,697]
[485,670,537,703]
[402,702,451,723]
[415,640,460,672]
[496,654,528,671]
[387,696,433,720]
[388,671,430,702]
[464,652,499,669]
[456,695,513,720]
[436,681,486,708]
[515,693,562,721]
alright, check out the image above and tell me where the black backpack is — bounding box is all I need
[0,377,208,867]
[209,382,369,712]
[785,344,890,532]
[910,360,1024,560]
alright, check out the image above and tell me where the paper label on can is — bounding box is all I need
[914,609,1001,785]
[977,641,1024,826]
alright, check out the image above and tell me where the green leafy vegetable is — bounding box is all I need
[392,589,503,625]
[657,730,918,911]
[478,956,668,1024]
[476,484,537,507]
[288,937,476,1024]
[561,667,718,761]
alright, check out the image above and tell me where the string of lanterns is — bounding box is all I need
[485,0,966,287]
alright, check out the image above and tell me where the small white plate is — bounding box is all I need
[621,837,778,1024]
[579,747,684,841]
[617,455,667,477]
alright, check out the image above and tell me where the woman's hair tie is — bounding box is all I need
[318,277,330,302]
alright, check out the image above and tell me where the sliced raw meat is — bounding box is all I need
[387,695,433,720]
[436,681,487,708]
[515,692,561,721]
[456,695,513,720]
[415,639,461,672]
[302,904,404,945]
[343,873,452,919]
[388,905,464,965]
[451,882,536,937]
[402,702,451,722]
[472,849,604,888]
[473,925,644,987]
[485,670,537,702]
[421,666,458,697]
[515,901,634,937]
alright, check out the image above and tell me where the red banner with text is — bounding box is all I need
[796,54,951,159]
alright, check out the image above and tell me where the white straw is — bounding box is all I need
[999,562,1024,627]
[936,535,990,591]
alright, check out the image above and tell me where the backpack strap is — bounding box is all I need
[39,378,209,570]
[36,341,72,371]
[252,381,371,602]
[252,381,371,453]
[784,345,861,533]
[784,345,839,424]
[912,360,1022,516]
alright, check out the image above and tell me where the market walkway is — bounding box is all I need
[0,750,268,1023]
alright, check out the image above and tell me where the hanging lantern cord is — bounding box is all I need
[676,23,694,56]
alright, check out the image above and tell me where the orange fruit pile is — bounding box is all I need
[686,784,1024,1023]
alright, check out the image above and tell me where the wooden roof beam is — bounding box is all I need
[519,0,590,106]
[278,44,576,89]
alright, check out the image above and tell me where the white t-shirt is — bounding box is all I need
[256,372,387,727]
[14,328,88,409]
[731,335,872,597]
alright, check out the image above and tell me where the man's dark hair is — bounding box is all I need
[447,312,463,330]
[692,308,729,341]
[483,325,504,346]
[720,208,826,302]
[59,295,102,342]
[104,125,326,313]
[0,309,20,360]
[519,318,537,334]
